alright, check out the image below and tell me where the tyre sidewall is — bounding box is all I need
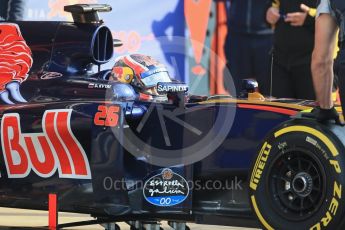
[249,121,345,230]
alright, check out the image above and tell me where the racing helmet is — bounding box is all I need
[110,54,171,95]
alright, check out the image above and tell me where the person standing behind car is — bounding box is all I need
[224,0,273,95]
[0,0,25,21]
[267,0,317,99]
[308,0,345,124]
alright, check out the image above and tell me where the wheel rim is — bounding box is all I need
[267,147,326,221]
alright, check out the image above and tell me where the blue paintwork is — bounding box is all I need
[0,20,296,226]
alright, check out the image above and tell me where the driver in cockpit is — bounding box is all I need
[110,54,172,101]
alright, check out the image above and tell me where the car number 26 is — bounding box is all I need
[94,105,120,127]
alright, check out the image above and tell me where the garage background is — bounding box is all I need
[23,0,230,96]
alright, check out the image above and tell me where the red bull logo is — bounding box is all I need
[1,109,91,179]
[0,23,32,104]
[0,23,32,88]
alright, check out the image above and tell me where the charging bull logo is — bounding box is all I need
[0,23,33,104]
[0,109,91,179]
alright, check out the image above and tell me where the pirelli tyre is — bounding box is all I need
[249,119,345,230]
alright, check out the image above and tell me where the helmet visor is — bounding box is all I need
[140,68,171,88]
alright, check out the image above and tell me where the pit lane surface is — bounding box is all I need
[0,208,259,230]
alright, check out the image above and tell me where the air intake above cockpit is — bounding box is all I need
[92,26,114,64]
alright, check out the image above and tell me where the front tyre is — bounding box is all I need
[249,119,345,230]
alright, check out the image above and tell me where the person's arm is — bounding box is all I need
[285,4,314,26]
[311,13,338,109]
[266,0,280,25]
[303,6,317,26]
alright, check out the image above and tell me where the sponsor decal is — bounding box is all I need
[0,23,33,104]
[88,83,112,89]
[306,136,329,160]
[250,142,272,191]
[0,109,91,179]
[277,141,287,150]
[111,66,134,83]
[94,105,120,127]
[143,169,189,207]
[157,82,188,94]
[0,23,32,89]
[40,72,63,80]
[306,136,318,146]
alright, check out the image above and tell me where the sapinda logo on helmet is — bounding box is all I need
[157,82,189,94]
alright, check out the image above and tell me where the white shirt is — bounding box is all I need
[317,0,331,17]
[316,0,335,17]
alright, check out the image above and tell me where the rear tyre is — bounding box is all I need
[249,119,345,230]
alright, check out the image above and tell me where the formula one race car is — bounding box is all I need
[1,4,345,230]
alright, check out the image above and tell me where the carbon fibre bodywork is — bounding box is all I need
[0,19,318,228]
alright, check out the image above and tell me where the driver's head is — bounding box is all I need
[110,54,171,95]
